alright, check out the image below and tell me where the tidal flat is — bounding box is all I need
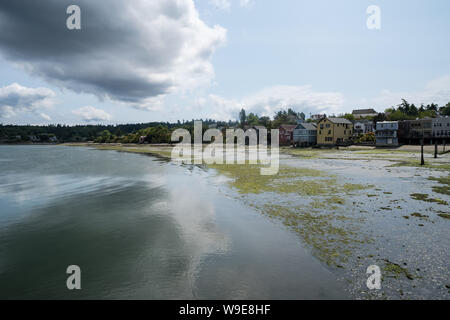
[68,143,449,300]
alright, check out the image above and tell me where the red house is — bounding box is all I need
[279,125,297,146]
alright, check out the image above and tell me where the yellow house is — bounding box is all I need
[317,118,353,145]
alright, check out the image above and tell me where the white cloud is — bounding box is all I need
[72,106,112,122]
[0,105,15,119]
[39,113,52,121]
[365,75,450,109]
[209,0,231,11]
[192,85,345,121]
[240,0,255,8]
[0,83,55,119]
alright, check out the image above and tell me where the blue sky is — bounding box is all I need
[0,0,449,125]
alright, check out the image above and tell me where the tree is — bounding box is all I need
[439,103,450,116]
[373,113,386,124]
[247,113,260,126]
[273,109,299,128]
[239,108,246,128]
[259,116,272,129]
[342,114,355,121]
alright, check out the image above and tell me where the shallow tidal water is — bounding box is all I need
[0,145,345,299]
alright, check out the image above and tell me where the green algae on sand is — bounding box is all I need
[428,176,450,196]
[209,163,373,267]
[383,260,415,280]
[437,213,450,220]
[410,193,448,206]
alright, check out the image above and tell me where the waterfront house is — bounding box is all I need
[376,121,399,147]
[432,116,450,142]
[293,122,317,147]
[352,108,378,119]
[138,136,147,144]
[408,118,433,143]
[397,121,410,145]
[353,120,375,136]
[317,118,353,146]
[279,124,297,146]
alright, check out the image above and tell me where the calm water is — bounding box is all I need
[0,145,345,299]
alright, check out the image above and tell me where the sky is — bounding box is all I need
[0,0,449,125]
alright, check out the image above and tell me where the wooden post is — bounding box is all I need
[434,139,438,158]
[421,138,425,165]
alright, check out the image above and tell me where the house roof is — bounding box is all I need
[296,123,317,130]
[352,108,377,115]
[253,126,267,131]
[319,117,352,125]
[377,121,398,124]
[279,124,297,131]
[353,119,374,124]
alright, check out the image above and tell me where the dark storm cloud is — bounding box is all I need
[0,0,226,106]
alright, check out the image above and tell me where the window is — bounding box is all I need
[326,124,330,128]
[344,130,346,134]
[328,130,331,135]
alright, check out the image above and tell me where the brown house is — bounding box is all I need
[279,125,297,146]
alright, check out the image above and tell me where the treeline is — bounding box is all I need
[1,100,449,144]
[385,100,450,121]
[0,120,237,144]
[239,108,306,128]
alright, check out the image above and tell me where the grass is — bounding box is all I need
[410,193,448,205]
[428,176,450,196]
[411,213,429,219]
[383,260,414,280]
[438,213,450,220]
[280,147,322,159]
[391,160,450,171]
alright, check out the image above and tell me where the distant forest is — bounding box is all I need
[0,120,238,144]
[1,101,449,144]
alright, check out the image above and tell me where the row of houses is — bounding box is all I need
[279,116,450,147]
[376,117,450,147]
[282,117,355,147]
